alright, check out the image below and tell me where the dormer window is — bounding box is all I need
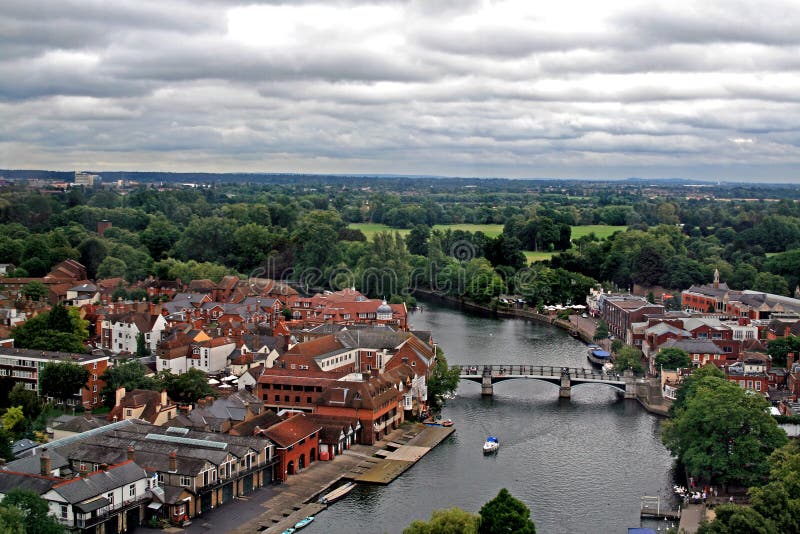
[354,392,361,400]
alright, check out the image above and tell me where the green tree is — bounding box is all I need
[140,215,180,260]
[426,347,460,412]
[696,504,774,534]
[593,320,609,341]
[292,210,346,276]
[655,347,691,370]
[478,488,536,534]
[405,224,431,256]
[614,345,644,373]
[96,256,127,279]
[99,360,157,406]
[39,362,90,406]
[753,272,789,296]
[662,375,788,487]
[8,384,42,420]
[0,489,65,534]
[11,307,88,353]
[76,236,108,279]
[0,503,26,534]
[20,281,49,302]
[1,406,25,434]
[403,508,479,534]
[0,428,14,461]
[766,336,800,368]
[161,368,215,404]
[136,332,150,357]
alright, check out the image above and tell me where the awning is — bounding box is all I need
[75,497,109,514]
[147,502,163,510]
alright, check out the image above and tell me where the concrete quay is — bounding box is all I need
[227,422,454,534]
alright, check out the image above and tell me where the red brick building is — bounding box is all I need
[261,413,322,481]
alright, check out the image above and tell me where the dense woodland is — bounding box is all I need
[2,175,800,308]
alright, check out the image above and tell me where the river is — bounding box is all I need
[305,302,678,534]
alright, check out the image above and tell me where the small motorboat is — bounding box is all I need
[280,529,296,534]
[483,436,499,454]
[294,516,315,530]
[441,419,454,427]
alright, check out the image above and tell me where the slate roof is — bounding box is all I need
[230,410,282,437]
[0,471,59,495]
[55,415,111,434]
[3,449,69,474]
[661,338,724,354]
[50,461,147,504]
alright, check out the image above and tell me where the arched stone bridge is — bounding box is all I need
[458,364,640,399]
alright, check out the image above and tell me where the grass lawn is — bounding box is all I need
[571,225,626,240]
[524,251,553,263]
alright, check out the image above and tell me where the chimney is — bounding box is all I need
[169,451,177,472]
[40,449,52,476]
[253,425,261,436]
[198,398,206,408]
[127,446,135,461]
[100,463,109,472]
[115,387,126,407]
[79,466,89,478]
[161,389,168,407]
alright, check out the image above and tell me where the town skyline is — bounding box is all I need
[4,1,800,182]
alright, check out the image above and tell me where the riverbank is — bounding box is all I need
[225,422,453,534]
[414,290,673,417]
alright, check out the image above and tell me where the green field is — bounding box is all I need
[347,223,626,263]
[523,251,554,263]
[570,225,626,240]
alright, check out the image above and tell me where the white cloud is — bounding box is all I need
[2,0,800,180]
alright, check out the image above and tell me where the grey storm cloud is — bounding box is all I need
[2,0,800,181]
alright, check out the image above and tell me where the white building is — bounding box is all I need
[101,313,167,354]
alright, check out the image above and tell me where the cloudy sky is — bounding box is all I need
[3,0,800,181]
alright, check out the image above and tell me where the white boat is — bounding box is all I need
[294,516,315,530]
[319,482,356,504]
[483,436,499,454]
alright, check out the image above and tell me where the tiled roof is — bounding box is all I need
[262,414,322,448]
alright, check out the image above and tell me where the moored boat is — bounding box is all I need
[294,516,315,530]
[483,436,499,454]
[320,482,356,505]
[587,348,612,366]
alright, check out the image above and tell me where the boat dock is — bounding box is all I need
[228,423,454,533]
[351,425,454,484]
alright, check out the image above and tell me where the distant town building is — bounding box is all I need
[73,171,98,187]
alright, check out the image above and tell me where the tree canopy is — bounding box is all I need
[656,347,691,370]
[662,373,788,487]
[478,488,536,534]
[613,345,644,373]
[39,361,90,405]
[99,360,157,407]
[403,508,479,534]
[161,368,215,404]
[426,348,461,413]
[0,489,64,534]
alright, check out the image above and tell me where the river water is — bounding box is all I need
[305,302,678,534]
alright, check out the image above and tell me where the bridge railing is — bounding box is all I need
[458,364,631,381]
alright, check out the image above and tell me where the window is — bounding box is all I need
[306,397,312,403]
[93,362,97,369]
[274,395,280,402]
[92,374,97,381]
[126,409,132,416]
[93,384,97,392]
[294,396,300,403]
[755,381,762,391]
[129,484,136,497]
[180,476,191,487]
[107,493,114,505]
[60,505,68,519]
[284,395,289,402]
[157,473,164,483]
